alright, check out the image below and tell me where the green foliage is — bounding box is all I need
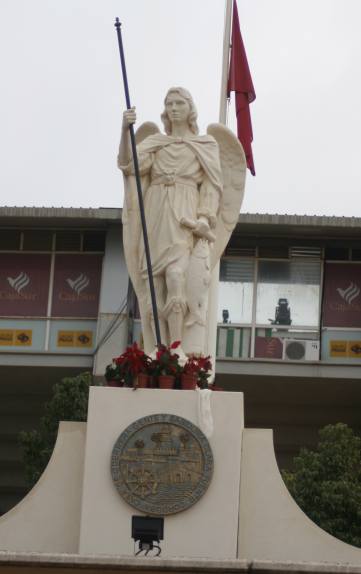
[282,423,361,548]
[19,371,98,488]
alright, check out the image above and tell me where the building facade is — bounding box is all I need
[0,207,128,514]
[0,208,361,514]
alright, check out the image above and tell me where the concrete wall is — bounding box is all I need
[0,422,86,554]
[2,399,361,565]
[238,428,361,564]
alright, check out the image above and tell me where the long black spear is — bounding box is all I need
[114,17,162,348]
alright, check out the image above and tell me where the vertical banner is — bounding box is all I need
[227,0,256,175]
[322,263,361,327]
[0,254,51,316]
[51,255,102,317]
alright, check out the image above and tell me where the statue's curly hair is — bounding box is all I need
[161,87,199,135]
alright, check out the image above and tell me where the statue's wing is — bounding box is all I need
[207,123,247,269]
[122,122,160,352]
[135,121,160,145]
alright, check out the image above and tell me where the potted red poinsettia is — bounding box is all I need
[182,355,213,390]
[181,356,199,390]
[105,342,151,388]
[196,355,213,389]
[151,341,182,389]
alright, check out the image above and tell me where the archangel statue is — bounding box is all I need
[118,87,246,358]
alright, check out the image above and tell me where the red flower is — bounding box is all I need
[198,356,212,371]
[183,357,198,375]
[183,354,213,388]
[153,342,181,376]
[109,342,151,384]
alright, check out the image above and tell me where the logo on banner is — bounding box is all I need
[66,273,90,295]
[7,272,30,294]
[0,254,50,314]
[52,254,101,316]
[336,282,360,305]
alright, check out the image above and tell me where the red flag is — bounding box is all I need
[227,0,256,175]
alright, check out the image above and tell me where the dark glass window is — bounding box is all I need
[0,230,21,250]
[258,246,289,259]
[56,231,81,251]
[325,247,349,260]
[351,249,361,261]
[83,231,106,252]
[23,230,52,251]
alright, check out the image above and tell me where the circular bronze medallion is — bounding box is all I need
[111,414,213,515]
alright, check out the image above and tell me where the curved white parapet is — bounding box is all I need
[238,429,361,564]
[0,422,86,554]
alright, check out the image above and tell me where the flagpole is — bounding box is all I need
[219,0,233,124]
[207,0,233,383]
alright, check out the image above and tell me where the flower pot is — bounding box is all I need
[106,379,123,387]
[148,376,157,388]
[158,375,175,389]
[181,373,198,390]
[136,373,149,388]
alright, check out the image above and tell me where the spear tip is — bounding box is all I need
[114,17,121,28]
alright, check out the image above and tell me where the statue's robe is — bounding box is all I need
[120,134,223,280]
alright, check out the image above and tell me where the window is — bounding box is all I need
[0,230,21,250]
[256,260,321,327]
[325,247,349,261]
[351,249,361,261]
[83,231,106,252]
[218,259,254,324]
[258,246,288,259]
[23,230,53,251]
[55,231,81,251]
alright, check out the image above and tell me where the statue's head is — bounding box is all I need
[161,87,199,135]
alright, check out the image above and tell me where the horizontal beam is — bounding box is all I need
[216,358,361,380]
[0,353,93,369]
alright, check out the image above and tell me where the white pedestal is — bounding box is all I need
[79,387,244,559]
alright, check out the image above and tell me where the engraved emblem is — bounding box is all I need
[111,414,213,515]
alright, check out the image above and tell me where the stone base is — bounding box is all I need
[79,387,244,559]
[1,387,361,565]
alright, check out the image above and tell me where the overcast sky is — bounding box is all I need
[0,0,360,216]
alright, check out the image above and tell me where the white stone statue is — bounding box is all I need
[118,87,246,358]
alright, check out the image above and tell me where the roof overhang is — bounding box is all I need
[1,208,361,237]
[235,213,361,239]
[0,207,122,229]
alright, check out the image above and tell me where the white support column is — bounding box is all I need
[219,0,233,124]
[209,0,233,377]
[44,233,56,351]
